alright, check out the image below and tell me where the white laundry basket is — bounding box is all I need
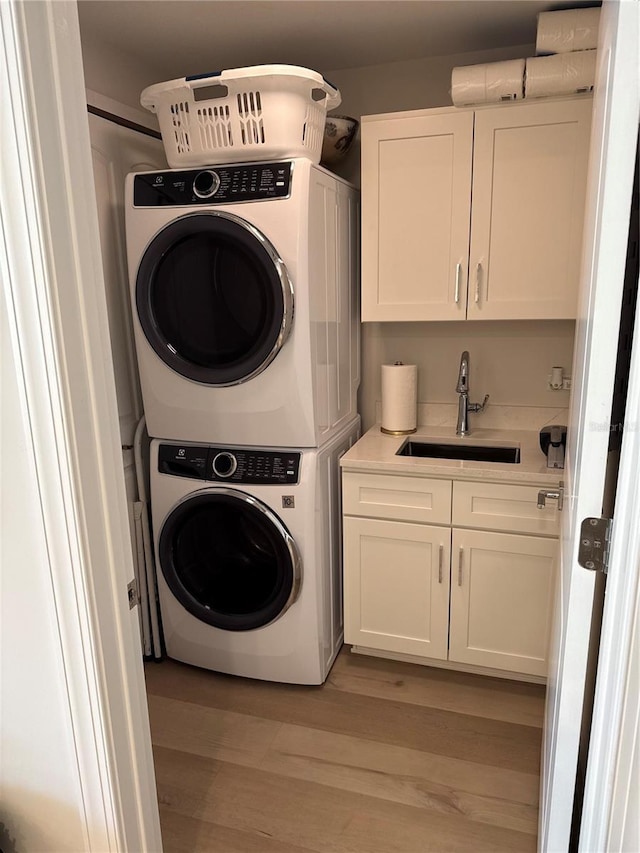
[141,64,341,168]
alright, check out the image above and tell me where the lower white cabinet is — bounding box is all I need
[449,528,557,677]
[343,517,451,659]
[342,472,560,679]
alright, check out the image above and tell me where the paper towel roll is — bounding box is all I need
[451,59,525,107]
[525,51,597,99]
[381,363,417,435]
[536,8,601,55]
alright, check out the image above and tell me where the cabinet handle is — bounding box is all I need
[455,263,461,304]
[537,481,565,511]
[438,545,443,583]
[458,546,464,586]
[475,262,482,304]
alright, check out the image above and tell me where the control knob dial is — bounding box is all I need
[193,169,221,199]
[212,451,237,479]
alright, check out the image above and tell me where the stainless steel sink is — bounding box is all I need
[397,440,521,464]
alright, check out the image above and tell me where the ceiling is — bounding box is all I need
[77,0,596,80]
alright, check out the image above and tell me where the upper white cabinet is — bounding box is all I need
[361,110,474,321]
[361,98,592,322]
[469,99,592,320]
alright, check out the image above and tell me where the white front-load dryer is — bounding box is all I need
[125,158,359,447]
[150,417,359,684]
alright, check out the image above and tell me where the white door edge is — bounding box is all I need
[579,2,640,849]
[580,262,640,849]
[540,0,640,849]
[1,2,162,850]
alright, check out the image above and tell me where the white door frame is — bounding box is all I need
[581,286,640,847]
[539,1,639,848]
[2,0,639,850]
[1,2,161,849]
[580,215,640,846]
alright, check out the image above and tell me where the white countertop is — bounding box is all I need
[341,424,564,486]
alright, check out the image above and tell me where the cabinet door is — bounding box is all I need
[449,528,557,676]
[468,98,592,320]
[361,111,473,321]
[343,517,450,658]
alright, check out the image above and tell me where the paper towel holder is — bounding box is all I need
[381,426,418,435]
[380,361,418,435]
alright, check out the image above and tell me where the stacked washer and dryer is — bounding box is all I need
[125,66,360,684]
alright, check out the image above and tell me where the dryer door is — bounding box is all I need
[136,212,293,386]
[158,488,301,631]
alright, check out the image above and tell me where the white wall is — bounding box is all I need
[360,320,574,431]
[80,30,164,115]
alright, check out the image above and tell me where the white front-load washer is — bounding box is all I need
[150,417,360,684]
[125,158,359,447]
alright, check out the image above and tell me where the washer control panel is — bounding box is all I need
[158,443,301,484]
[134,162,293,206]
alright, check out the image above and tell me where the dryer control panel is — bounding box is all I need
[158,443,301,485]
[134,162,293,206]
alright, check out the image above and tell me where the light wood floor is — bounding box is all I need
[145,647,545,853]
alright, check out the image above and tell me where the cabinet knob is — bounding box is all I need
[458,546,464,586]
[537,482,564,511]
[438,544,444,583]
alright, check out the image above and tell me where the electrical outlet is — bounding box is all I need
[547,375,572,391]
[548,375,562,390]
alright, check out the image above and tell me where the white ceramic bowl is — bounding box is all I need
[321,115,359,164]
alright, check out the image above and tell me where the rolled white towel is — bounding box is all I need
[536,7,601,55]
[451,59,525,107]
[525,50,597,99]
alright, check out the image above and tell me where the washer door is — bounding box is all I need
[136,212,293,386]
[158,489,301,631]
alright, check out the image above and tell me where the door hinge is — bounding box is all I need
[127,578,140,609]
[578,517,612,574]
